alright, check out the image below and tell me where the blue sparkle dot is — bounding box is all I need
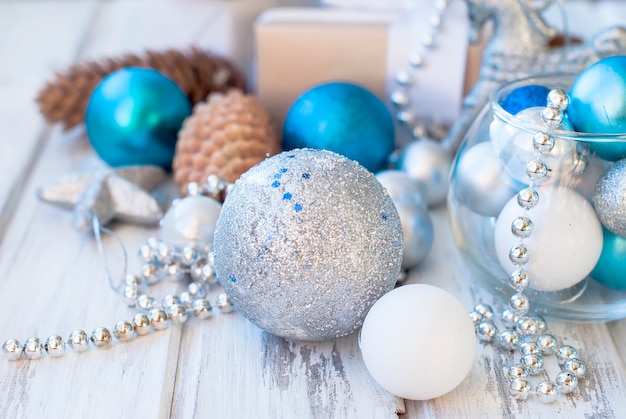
[302,173,311,179]
[381,213,388,221]
[294,203,303,212]
[267,235,274,241]
[287,154,296,158]
[274,173,282,179]
[229,274,237,283]
[271,180,281,188]
[280,168,288,173]
[283,192,292,200]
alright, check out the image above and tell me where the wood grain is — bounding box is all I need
[0,1,625,418]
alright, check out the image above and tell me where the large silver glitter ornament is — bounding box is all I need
[213,149,404,341]
[441,0,626,153]
[593,159,626,238]
[397,139,451,207]
[38,165,166,232]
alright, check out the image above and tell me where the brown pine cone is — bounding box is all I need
[173,89,281,198]
[36,48,246,131]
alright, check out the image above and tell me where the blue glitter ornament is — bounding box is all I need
[282,82,395,173]
[500,84,550,115]
[591,226,626,290]
[85,67,192,170]
[569,56,626,160]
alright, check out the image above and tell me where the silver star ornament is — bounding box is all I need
[37,165,167,232]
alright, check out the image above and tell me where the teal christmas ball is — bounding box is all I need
[85,67,192,170]
[568,56,626,160]
[282,82,395,173]
[591,226,626,290]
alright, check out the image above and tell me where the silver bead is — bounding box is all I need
[133,313,152,336]
[180,291,193,307]
[564,358,586,378]
[149,308,170,330]
[533,316,548,334]
[165,263,185,282]
[123,284,139,307]
[525,160,549,181]
[395,70,413,86]
[390,90,409,107]
[532,131,555,154]
[124,274,142,287]
[511,216,533,238]
[555,371,578,393]
[181,245,200,265]
[537,334,558,355]
[499,330,519,351]
[162,294,181,308]
[156,241,175,264]
[509,270,529,292]
[408,52,423,68]
[113,321,135,342]
[139,243,154,261]
[44,335,65,357]
[187,282,207,299]
[536,380,559,404]
[411,124,428,140]
[397,110,415,125]
[556,345,578,365]
[509,293,530,314]
[168,304,188,324]
[190,261,214,284]
[2,339,23,361]
[204,174,227,196]
[501,308,520,329]
[68,330,89,352]
[517,316,538,336]
[216,293,234,314]
[23,337,44,360]
[141,263,160,285]
[137,294,156,311]
[469,311,483,325]
[520,353,544,375]
[509,378,531,400]
[541,106,564,128]
[192,299,213,319]
[187,181,201,196]
[473,304,494,321]
[507,364,528,380]
[517,188,539,210]
[146,236,159,249]
[90,327,113,349]
[477,321,498,343]
[547,89,569,110]
[519,340,540,355]
[509,245,529,265]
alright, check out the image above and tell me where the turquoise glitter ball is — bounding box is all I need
[282,82,395,173]
[85,67,191,170]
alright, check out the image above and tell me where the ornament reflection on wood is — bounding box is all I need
[37,165,166,232]
[213,149,403,341]
[441,0,626,153]
[360,284,476,400]
[85,68,192,170]
[282,82,395,173]
[173,89,280,198]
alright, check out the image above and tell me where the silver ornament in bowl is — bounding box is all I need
[213,149,404,341]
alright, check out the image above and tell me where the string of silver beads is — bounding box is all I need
[470,89,585,403]
[390,0,451,140]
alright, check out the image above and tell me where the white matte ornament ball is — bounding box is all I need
[160,195,222,247]
[213,149,404,341]
[397,139,452,207]
[360,284,476,400]
[494,186,602,292]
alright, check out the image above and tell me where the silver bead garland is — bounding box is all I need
[0,178,235,362]
[470,89,586,403]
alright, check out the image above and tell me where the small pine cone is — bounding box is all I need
[173,89,281,198]
[36,48,245,131]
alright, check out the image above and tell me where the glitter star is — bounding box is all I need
[37,165,167,232]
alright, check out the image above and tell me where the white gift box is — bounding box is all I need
[254,3,471,137]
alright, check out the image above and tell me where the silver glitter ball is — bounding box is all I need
[593,159,626,237]
[214,149,403,341]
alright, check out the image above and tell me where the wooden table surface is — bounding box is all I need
[1,1,625,418]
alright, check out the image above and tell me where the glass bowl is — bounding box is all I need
[448,75,626,322]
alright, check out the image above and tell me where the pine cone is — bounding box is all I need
[173,89,281,198]
[36,48,246,131]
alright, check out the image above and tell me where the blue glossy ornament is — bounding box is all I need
[282,82,394,173]
[500,84,550,115]
[591,226,626,290]
[85,67,191,170]
[568,56,626,160]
